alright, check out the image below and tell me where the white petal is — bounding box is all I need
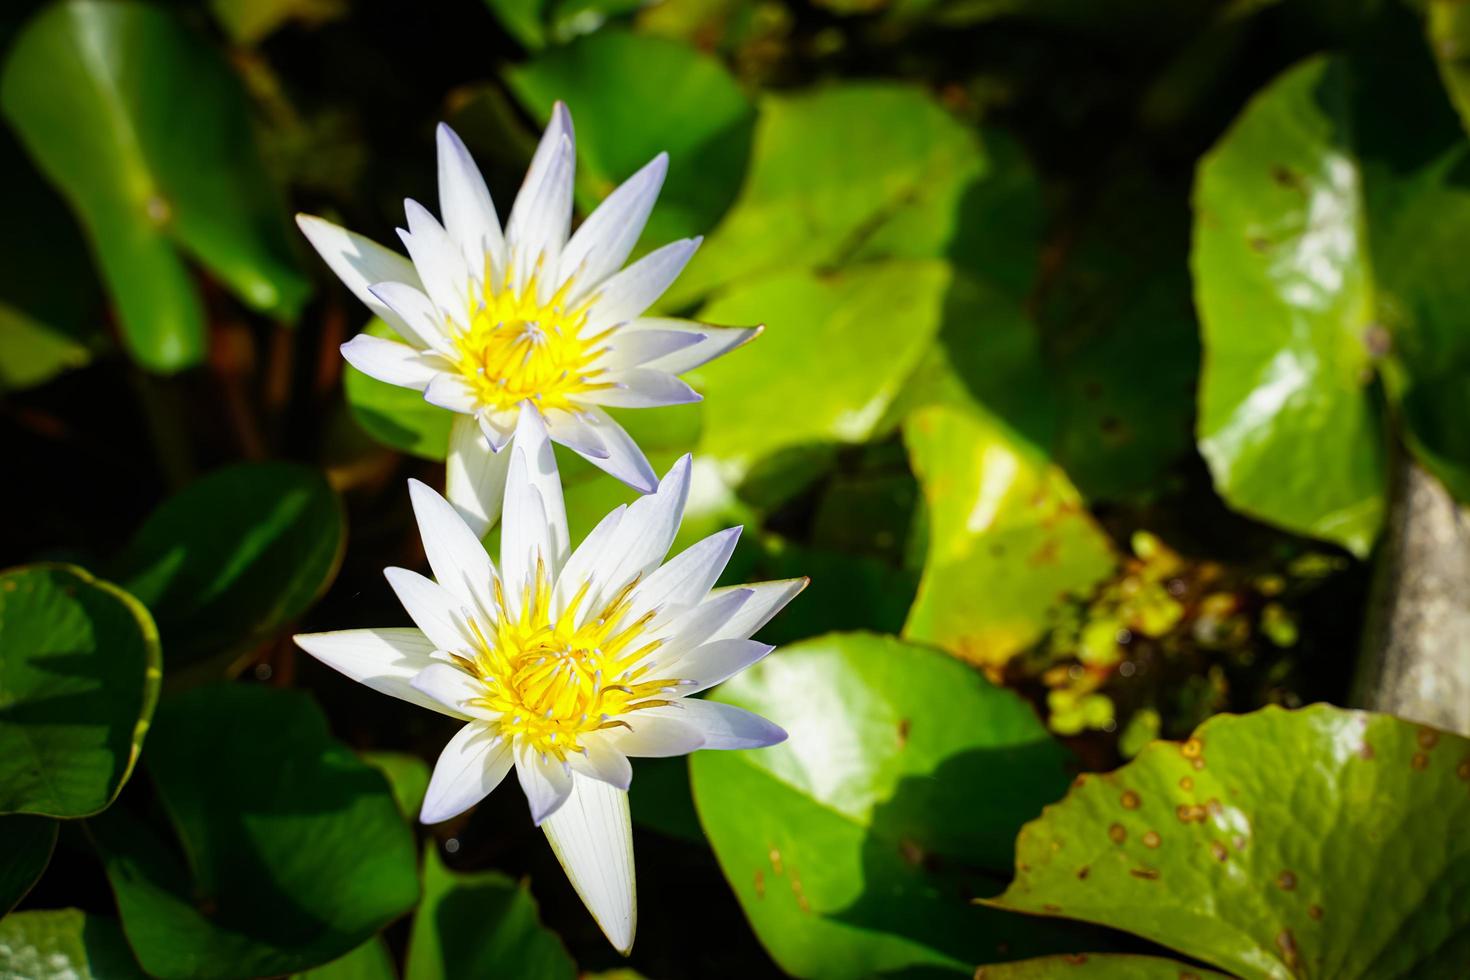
[446,415,512,538]
[559,153,667,301]
[297,214,422,338]
[576,408,657,494]
[673,639,774,694]
[583,239,701,334]
[707,578,808,642]
[421,724,513,824]
[648,699,785,750]
[606,712,705,757]
[540,772,636,954]
[567,738,632,791]
[479,407,518,452]
[655,588,752,660]
[340,334,442,391]
[511,408,570,574]
[516,741,574,825]
[399,199,473,330]
[591,454,690,596]
[436,123,506,279]
[552,504,626,621]
[423,373,480,414]
[384,566,472,654]
[407,478,497,620]
[506,104,575,297]
[542,408,610,460]
[367,281,452,354]
[410,662,490,718]
[630,527,741,621]
[499,445,549,614]
[577,369,701,409]
[293,628,462,718]
[595,329,705,371]
[620,318,762,376]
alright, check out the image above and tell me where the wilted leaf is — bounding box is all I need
[1,0,308,372]
[990,705,1470,978]
[690,632,1082,978]
[113,462,344,668]
[93,684,420,979]
[406,845,576,980]
[0,564,160,817]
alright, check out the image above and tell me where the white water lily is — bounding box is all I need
[294,408,802,953]
[298,104,757,533]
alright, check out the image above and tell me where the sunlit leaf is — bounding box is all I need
[112,462,344,668]
[92,684,420,979]
[293,936,396,980]
[507,29,754,246]
[0,564,160,818]
[903,403,1115,671]
[0,909,145,979]
[406,844,576,980]
[974,953,1230,978]
[990,705,1470,978]
[0,0,308,373]
[0,815,57,914]
[690,632,1084,978]
[361,750,430,822]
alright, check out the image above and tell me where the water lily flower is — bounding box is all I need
[297,104,757,534]
[294,409,803,952]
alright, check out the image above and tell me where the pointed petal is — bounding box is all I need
[560,153,667,301]
[542,408,611,460]
[516,741,574,825]
[297,214,422,338]
[576,408,657,494]
[577,369,701,409]
[446,415,513,538]
[552,504,626,621]
[384,566,472,654]
[367,281,452,354]
[410,662,491,718]
[506,104,575,296]
[511,407,570,573]
[583,238,701,334]
[293,628,463,718]
[567,739,633,791]
[437,123,506,276]
[595,328,704,372]
[423,373,481,414]
[652,699,786,750]
[590,454,690,597]
[340,334,442,390]
[421,724,513,824]
[654,588,752,660]
[620,318,762,375]
[541,773,636,954]
[672,639,775,694]
[408,478,498,620]
[707,578,808,642]
[630,527,741,621]
[399,199,473,330]
[500,443,549,611]
[479,407,518,452]
[605,712,705,757]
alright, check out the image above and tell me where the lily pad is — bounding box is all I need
[0,909,145,979]
[406,844,576,980]
[361,750,430,822]
[990,704,1470,979]
[112,462,345,668]
[92,684,420,979]
[0,815,57,913]
[0,0,308,373]
[506,29,754,247]
[975,954,1230,978]
[903,403,1116,671]
[690,632,1082,978]
[293,936,395,980]
[0,564,161,817]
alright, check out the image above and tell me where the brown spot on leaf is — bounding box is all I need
[1143,831,1161,849]
[1029,539,1061,567]
[1412,752,1430,771]
[1130,867,1160,880]
[789,867,810,913]
[1457,758,1470,781]
[1120,790,1141,810]
[769,847,784,875]
[1277,870,1297,891]
[1109,823,1127,844]
[1177,804,1206,824]
[1209,840,1229,862]
[897,718,911,748]
[1179,776,1194,792]
[1064,954,1088,965]
[1360,742,1375,761]
[1277,929,1298,968]
[754,869,766,898]
[1077,866,1090,880]
[1308,905,1323,921]
[1181,737,1203,760]
[1418,728,1440,750]
[1043,903,1062,913]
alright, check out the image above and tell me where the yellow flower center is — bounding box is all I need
[452,269,613,413]
[454,562,682,760]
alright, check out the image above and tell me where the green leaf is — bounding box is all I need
[92,684,420,979]
[0,0,308,373]
[1429,0,1470,138]
[0,564,161,817]
[665,84,983,306]
[344,319,456,460]
[484,0,547,49]
[112,462,344,669]
[989,705,1470,979]
[0,815,57,913]
[974,954,1230,978]
[506,30,754,247]
[903,403,1116,671]
[211,0,346,45]
[690,632,1081,978]
[361,750,430,822]
[406,844,576,980]
[695,260,949,477]
[293,936,396,980]
[0,909,145,979]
